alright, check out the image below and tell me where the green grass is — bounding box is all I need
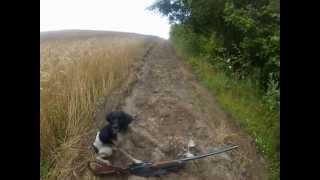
[183,56,279,180]
[40,159,50,178]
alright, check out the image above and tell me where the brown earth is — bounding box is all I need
[88,36,268,180]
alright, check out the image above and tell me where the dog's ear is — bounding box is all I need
[124,113,133,123]
[106,112,114,123]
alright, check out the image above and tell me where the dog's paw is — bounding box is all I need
[96,157,111,165]
[133,159,143,164]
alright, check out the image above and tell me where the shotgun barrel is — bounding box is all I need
[127,144,239,177]
[179,144,239,162]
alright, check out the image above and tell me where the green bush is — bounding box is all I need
[263,76,280,111]
[150,0,280,111]
[150,0,279,179]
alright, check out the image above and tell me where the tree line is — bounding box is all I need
[149,0,280,111]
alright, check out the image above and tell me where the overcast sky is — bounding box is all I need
[40,0,170,39]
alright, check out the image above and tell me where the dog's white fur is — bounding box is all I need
[93,132,113,164]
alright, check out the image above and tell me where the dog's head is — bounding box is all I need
[110,121,120,135]
[106,111,133,132]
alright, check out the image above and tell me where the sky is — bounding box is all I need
[40,0,170,39]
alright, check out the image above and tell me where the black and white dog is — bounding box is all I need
[92,111,133,164]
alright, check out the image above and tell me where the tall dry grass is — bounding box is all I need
[40,36,147,179]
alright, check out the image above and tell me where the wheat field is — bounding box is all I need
[40,33,147,179]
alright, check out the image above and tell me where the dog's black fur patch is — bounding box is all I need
[98,111,133,145]
[106,111,133,132]
[98,124,118,144]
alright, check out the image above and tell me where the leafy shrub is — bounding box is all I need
[150,0,279,179]
[151,0,279,111]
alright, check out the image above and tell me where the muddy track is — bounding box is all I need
[94,37,268,180]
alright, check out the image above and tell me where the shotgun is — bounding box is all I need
[88,144,239,177]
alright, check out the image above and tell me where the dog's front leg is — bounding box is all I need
[117,133,124,143]
[111,139,120,147]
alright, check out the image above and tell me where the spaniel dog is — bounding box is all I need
[92,111,133,164]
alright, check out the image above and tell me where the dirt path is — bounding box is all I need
[94,37,268,180]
